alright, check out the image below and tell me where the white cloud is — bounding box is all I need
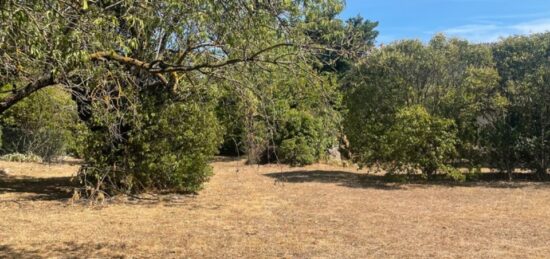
[441,19,550,43]
[444,24,499,34]
[470,11,550,21]
[511,19,550,34]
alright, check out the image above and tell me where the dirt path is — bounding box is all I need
[1,159,550,258]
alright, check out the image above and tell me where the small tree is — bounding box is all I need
[387,105,458,177]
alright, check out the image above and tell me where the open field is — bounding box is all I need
[1,159,550,258]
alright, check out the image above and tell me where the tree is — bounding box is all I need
[305,14,379,74]
[491,33,550,179]
[216,60,342,166]
[344,35,500,177]
[1,0,347,193]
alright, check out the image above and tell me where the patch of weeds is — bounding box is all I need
[0,153,43,163]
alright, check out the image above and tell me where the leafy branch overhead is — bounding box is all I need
[1,0,352,111]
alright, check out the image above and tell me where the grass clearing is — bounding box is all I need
[1,159,550,258]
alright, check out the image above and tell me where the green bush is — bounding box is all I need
[387,105,458,177]
[276,110,322,166]
[279,137,316,166]
[80,90,222,194]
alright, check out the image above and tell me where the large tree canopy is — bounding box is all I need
[1,0,347,112]
[1,0,356,193]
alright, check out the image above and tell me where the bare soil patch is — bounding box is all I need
[1,159,550,258]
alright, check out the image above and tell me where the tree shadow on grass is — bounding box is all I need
[0,171,197,205]
[0,242,131,258]
[264,170,550,190]
[0,174,75,201]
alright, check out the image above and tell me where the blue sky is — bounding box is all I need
[340,0,550,44]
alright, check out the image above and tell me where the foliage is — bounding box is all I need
[387,106,458,176]
[490,33,550,178]
[214,9,378,166]
[3,0,549,191]
[0,86,85,161]
[305,15,379,74]
[79,84,223,194]
[216,63,342,166]
[344,35,500,177]
[277,110,322,166]
[345,32,550,179]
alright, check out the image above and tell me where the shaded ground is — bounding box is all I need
[1,159,550,258]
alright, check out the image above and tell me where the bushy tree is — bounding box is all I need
[81,87,222,193]
[344,35,500,177]
[387,105,458,177]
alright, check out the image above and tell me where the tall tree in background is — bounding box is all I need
[216,5,378,165]
[306,15,378,74]
[303,10,379,159]
[492,33,550,179]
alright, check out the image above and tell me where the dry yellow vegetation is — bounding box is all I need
[1,159,550,258]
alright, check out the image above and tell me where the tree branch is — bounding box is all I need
[150,43,295,73]
[90,43,295,76]
[0,74,58,114]
[89,51,169,85]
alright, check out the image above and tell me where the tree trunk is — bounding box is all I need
[539,126,548,180]
[507,165,513,181]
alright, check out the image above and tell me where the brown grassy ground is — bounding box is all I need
[1,159,550,258]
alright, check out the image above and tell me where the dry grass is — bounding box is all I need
[1,159,550,258]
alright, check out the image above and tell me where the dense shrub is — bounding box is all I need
[277,110,322,166]
[80,89,222,194]
[387,106,458,176]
